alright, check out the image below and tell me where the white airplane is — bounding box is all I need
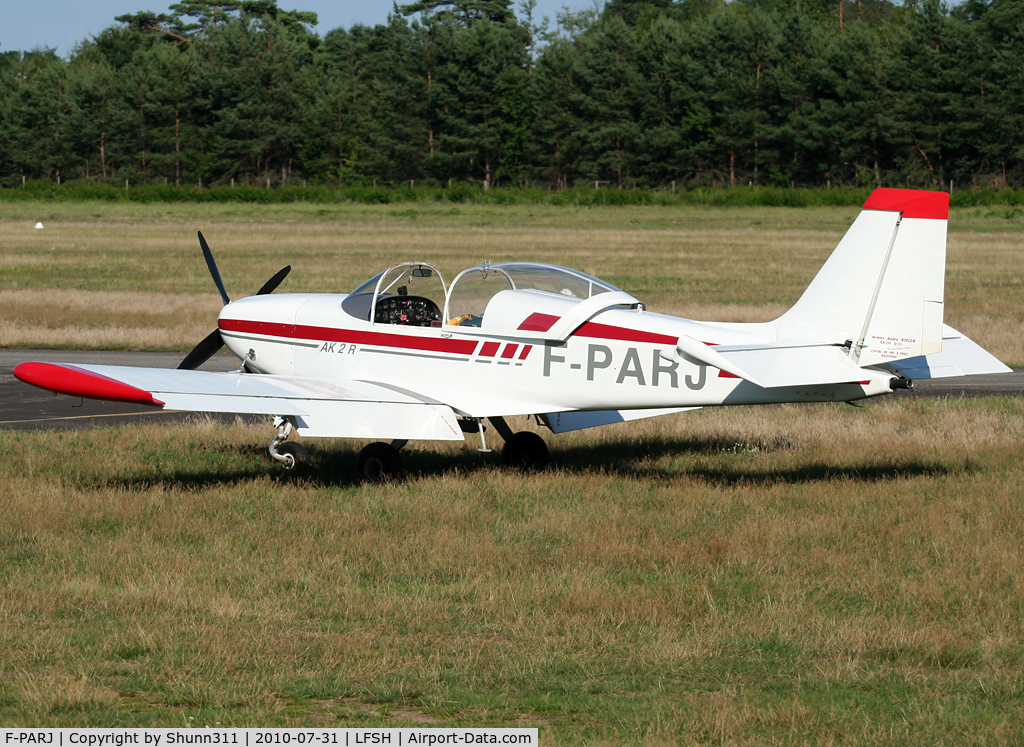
[14,188,1010,480]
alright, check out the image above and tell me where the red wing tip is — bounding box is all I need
[862,188,949,220]
[14,362,165,407]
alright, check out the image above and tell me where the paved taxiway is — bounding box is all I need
[0,349,1021,431]
[0,349,243,431]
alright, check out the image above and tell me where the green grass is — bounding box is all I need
[2,401,1024,741]
[0,182,876,208]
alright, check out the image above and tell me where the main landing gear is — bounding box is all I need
[352,419,549,482]
[268,416,549,480]
[356,441,404,482]
[501,431,549,470]
[486,416,550,470]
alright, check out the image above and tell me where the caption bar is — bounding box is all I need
[2,730,537,747]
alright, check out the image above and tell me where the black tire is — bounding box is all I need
[356,441,402,482]
[501,431,549,470]
[277,441,309,471]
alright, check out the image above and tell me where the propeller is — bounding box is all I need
[199,230,231,306]
[178,231,291,370]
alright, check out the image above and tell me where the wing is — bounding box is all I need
[13,362,463,441]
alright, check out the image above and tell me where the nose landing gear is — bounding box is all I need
[269,416,308,470]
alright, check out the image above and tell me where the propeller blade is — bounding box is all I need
[198,231,231,306]
[257,265,291,295]
[178,328,225,370]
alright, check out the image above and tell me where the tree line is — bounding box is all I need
[2,0,1022,191]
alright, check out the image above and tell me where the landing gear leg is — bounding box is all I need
[269,416,308,470]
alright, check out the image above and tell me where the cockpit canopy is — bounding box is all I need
[444,262,620,325]
[342,261,633,335]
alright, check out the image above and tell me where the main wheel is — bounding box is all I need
[277,441,309,471]
[501,431,549,470]
[356,441,402,482]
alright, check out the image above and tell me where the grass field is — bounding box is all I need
[2,402,1024,741]
[1,200,1023,365]
[1,201,1023,741]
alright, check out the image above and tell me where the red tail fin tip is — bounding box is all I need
[862,188,949,220]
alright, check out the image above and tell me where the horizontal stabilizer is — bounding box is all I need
[882,326,1012,379]
[710,343,869,388]
[674,335,764,386]
[665,340,870,389]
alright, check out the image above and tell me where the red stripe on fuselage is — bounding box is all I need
[573,321,678,346]
[220,319,479,355]
[221,318,680,357]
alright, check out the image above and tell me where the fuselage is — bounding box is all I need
[217,290,895,419]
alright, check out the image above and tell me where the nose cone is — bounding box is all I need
[217,293,311,366]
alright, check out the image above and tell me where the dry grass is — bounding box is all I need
[0,289,219,349]
[2,401,1024,740]
[2,201,1021,363]
[3,201,1024,739]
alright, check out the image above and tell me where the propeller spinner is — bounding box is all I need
[178,231,290,370]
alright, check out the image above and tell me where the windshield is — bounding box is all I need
[342,262,447,323]
[349,271,386,298]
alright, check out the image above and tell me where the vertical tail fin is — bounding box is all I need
[776,188,948,365]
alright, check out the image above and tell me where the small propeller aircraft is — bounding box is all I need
[14,188,1010,480]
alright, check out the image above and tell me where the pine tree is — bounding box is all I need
[201,13,317,184]
[4,59,75,182]
[564,14,645,187]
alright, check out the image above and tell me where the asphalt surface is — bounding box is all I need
[1,349,1021,432]
[0,349,244,431]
